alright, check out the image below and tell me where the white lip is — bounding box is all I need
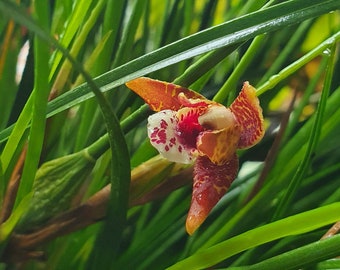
[147,110,195,164]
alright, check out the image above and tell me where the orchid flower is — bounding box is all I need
[126,77,265,235]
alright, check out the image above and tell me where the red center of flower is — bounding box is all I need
[176,108,205,149]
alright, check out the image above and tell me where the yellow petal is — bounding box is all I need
[196,125,241,165]
[186,154,239,235]
[125,77,205,111]
[229,82,265,149]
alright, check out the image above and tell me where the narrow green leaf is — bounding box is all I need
[49,0,94,79]
[173,44,241,87]
[52,0,106,96]
[0,0,109,155]
[44,0,340,118]
[0,160,3,206]
[284,55,329,138]
[213,34,267,104]
[73,31,113,151]
[97,0,126,70]
[112,0,147,67]
[85,86,130,268]
[213,0,275,103]
[227,234,340,270]
[0,96,32,181]
[0,194,31,243]
[273,44,336,220]
[0,29,18,130]
[83,33,131,270]
[257,19,313,86]
[15,0,50,203]
[167,203,340,270]
[1,0,339,144]
[86,104,151,160]
[257,30,340,95]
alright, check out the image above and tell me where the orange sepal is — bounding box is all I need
[186,154,239,235]
[125,77,205,112]
[229,82,265,149]
[196,126,241,165]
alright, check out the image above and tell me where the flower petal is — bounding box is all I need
[126,77,205,111]
[147,110,195,164]
[196,125,241,165]
[229,82,265,149]
[186,154,239,235]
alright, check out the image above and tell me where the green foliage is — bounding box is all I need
[0,0,340,269]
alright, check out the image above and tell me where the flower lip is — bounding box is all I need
[147,110,196,164]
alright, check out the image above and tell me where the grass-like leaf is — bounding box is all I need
[1,0,339,143]
[1,0,340,268]
[168,203,340,269]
